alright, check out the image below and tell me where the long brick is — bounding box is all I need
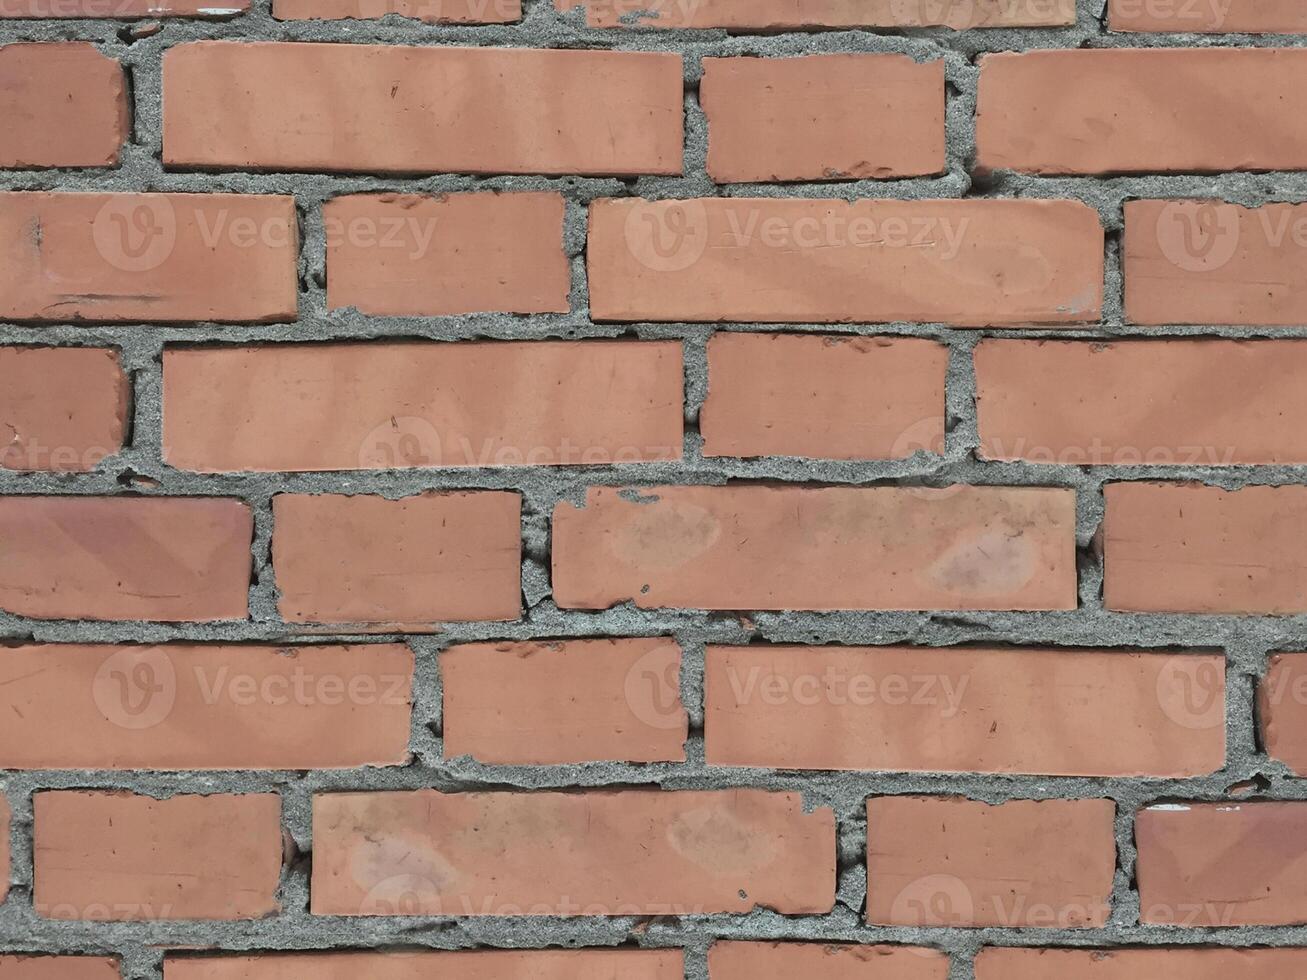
[1260,654,1307,775]
[1103,482,1307,614]
[552,485,1077,612]
[0,192,297,323]
[975,339,1307,466]
[0,0,248,13]
[272,492,521,624]
[311,789,835,915]
[163,42,683,177]
[866,796,1115,927]
[324,192,568,315]
[0,496,252,622]
[588,198,1103,325]
[704,645,1225,776]
[0,959,119,980]
[561,0,1075,28]
[0,44,127,168]
[0,643,413,770]
[975,947,1307,980]
[1135,801,1307,926]
[702,334,948,460]
[1111,0,1307,32]
[273,0,520,21]
[163,341,683,472]
[978,49,1307,174]
[441,638,688,764]
[709,942,948,980]
[166,950,680,980]
[1125,200,1307,325]
[34,791,283,921]
[1,347,128,472]
[701,55,944,183]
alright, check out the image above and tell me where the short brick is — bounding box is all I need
[0,958,120,980]
[0,643,413,770]
[562,0,1075,28]
[441,638,688,764]
[709,941,948,980]
[975,340,1307,466]
[866,796,1116,928]
[0,347,128,472]
[311,788,835,916]
[704,645,1225,776]
[0,496,252,622]
[976,947,1307,979]
[1103,482,1307,614]
[34,791,283,921]
[1135,801,1307,926]
[0,192,297,323]
[0,44,127,168]
[164,341,683,472]
[272,492,521,624]
[164,42,682,177]
[701,334,948,460]
[1110,0,1307,32]
[273,0,520,21]
[0,0,248,13]
[1260,654,1307,775]
[552,485,1077,612]
[978,49,1307,174]
[701,55,945,183]
[588,198,1103,325]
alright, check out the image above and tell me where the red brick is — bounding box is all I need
[701,334,948,460]
[165,949,681,980]
[1110,0,1307,32]
[0,0,247,14]
[866,796,1115,927]
[588,198,1103,326]
[0,347,128,472]
[1135,801,1307,925]
[164,42,682,177]
[976,947,1307,980]
[1125,200,1307,325]
[163,341,683,472]
[272,492,521,625]
[705,645,1224,776]
[0,793,8,905]
[441,638,687,764]
[553,485,1077,612]
[34,791,283,921]
[0,44,127,168]
[0,192,297,323]
[1103,482,1307,614]
[976,339,1307,466]
[701,55,944,183]
[562,0,1075,28]
[709,942,947,980]
[311,788,835,915]
[0,959,120,980]
[0,643,413,770]
[324,192,568,315]
[978,49,1307,174]
[273,0,519,21]
[1260,654,1307,775]
[0,496,252,622]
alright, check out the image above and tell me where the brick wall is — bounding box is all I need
[1,1,1306,978]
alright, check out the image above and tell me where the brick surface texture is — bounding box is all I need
[1,0,1304,976]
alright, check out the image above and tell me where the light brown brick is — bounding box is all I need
[0,958,120,980]
[709,942,948,980]
[976,947,1307,980]
[1110,0,1307,32]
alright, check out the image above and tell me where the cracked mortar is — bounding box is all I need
[4,0,1307,977]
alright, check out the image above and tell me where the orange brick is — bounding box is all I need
[0,44,127,168]
[978,49,1307,174]
[709,942,948,980]
[164,42,682,177]
[0,958,120,980]
[866,796,1116,927]
[0,347,128,472]
[1111,0,1307,32]
[1260,654,1307,775]
[163,341,683,472]
[0,643,413,770]
[34,791,283,921]
[588,198,1103,326]
[976,947,1307,980]
[701,55,944,183]
[0,192,297,323]
[563,0,1075,28]
[0,496,252,622]
[701,334,948,460]
[704,645,1224,776]
[312,789,835,916]
[0,0,247,13]
[553,485,1077,612]
[441,638,687,764]
[272,492,521,624]
[273,0,519,21]
[976,339,1307,465]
